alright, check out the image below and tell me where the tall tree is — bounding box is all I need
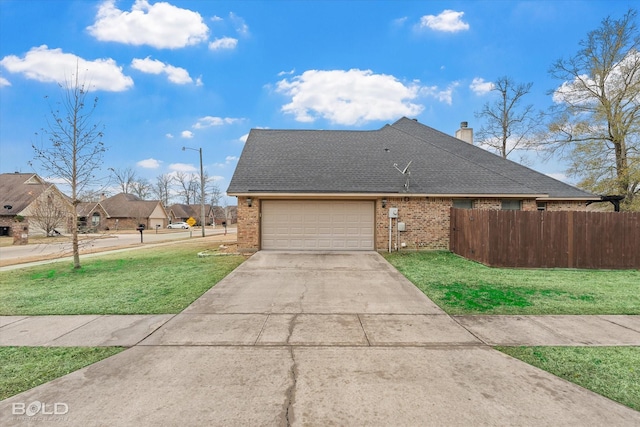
[131,178,152,200]
[32,70,106,268]
[474,76,544,159]
[109,167,136,194]
[546,9,640,210]
[153,173,174,206]
[174,171,197,204]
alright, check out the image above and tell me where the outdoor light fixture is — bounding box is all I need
[246,197,253,207]
[381,199,387,208]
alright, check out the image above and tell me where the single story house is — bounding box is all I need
[227,117,598,252]
[0,172,74,237]
[86,193,169,231]
[169,204,237,226]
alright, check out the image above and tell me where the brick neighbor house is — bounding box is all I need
[227,117,599,252]
[0,172,74,238]
[83,193,169,231]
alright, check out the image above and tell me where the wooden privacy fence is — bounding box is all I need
[449,208,640,269]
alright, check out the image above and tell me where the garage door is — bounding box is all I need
[262,200,374,250]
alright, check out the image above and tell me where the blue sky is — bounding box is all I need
[0,0,635,204]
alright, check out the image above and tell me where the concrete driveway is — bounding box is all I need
[2,251,639,426]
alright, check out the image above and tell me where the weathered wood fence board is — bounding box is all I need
[449,208,640,269]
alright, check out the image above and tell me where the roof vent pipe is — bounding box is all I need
[455,121,473,145]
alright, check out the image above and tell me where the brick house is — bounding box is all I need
[0,172,74,238]
[82,193,169,231]
[227,117,598,252]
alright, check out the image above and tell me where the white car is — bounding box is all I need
[167,222,190,229]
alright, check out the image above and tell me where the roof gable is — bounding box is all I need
[0,173,54,215]
[100,193,164,218]
[227,118,596,199]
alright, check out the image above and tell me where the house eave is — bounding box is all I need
[227,191,569,199]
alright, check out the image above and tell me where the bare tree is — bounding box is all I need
[28,191,72,237]
[31,69,106,268]
[109,167,136,194]
[545,9,640,210]
[153,173,174,206]
[174,171,198,204]
[131,178,152,200]
[474,76,545,159]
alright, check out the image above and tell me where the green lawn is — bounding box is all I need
[498,346,640,411]
[0,346,125,400]
[0,241,245,315]
[385,251,640,315]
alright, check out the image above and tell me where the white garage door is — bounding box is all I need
[262,200,374,250]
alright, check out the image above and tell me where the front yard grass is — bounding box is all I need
[0,346,125,400]
[497,346,640,411]
[0,241,245,315]
[385,251,640,315]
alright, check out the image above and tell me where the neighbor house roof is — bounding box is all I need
[228,117,597,200]
[0,173,55,215]
[100,193,164,218]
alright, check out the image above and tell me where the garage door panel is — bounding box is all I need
[262,200,374,250]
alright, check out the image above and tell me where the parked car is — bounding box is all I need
[167,222,190,229]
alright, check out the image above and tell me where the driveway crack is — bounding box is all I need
[283,346,298,426]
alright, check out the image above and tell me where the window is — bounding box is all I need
[453,199,474,209]
[537,202,547,211]
[501,199,522,210]
[91,212,101,226]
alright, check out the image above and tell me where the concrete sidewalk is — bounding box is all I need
[1,251,639,426]
[2,314,640,347]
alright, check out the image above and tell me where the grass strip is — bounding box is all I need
[0,346,125,400]
[497,346,640,411]
[0,241,245,315]
[385,251,640,315]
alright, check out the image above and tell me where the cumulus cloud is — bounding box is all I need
[166,133,174,138]
[169,163,197,172]
[214,155,239,167]
[209,37,238,51]
[0,76,10,87]
[193,116,241,129]
[276,69,425,125]
[470,77,494,95]
[137,158,161,169]
[239,133,249,143]
[0,45,133,91]
[87,0,209,49]
[131,57,193,84]
[181,130,194,138]
[229,12,249,36]
[418,10,469,33]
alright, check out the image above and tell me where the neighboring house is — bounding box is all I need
[227,117,599,252]
[169,204,235,226]
[0,172,74,236]
[95,193,169,230]
[77,201,109,232]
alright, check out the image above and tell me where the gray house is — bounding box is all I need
[228,117,597,252]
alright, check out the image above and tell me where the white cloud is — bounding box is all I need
[209,37,238,51]
[181,130,194,138]
[393,17,408,27]
[229,12,249,36]
[420,81,459,105]
[276,69,425,125]
[87,0,209,49]
[169,163,197,172]
[131,57,193,84]
[166,133,174,138]
[470,77,494,95]
[0,76,10,87]
[239,133,249,143]
[137,158,161,169]
[418,10,469,33]
[0,45,133,91]
[211,15,223,22]
[278,69,295,76]
[193,116,241,129]
[214,155,239,168]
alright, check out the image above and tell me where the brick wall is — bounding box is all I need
[234,196,589,252]
[236,196,260,252]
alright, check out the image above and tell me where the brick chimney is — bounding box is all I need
[455,121,473,144]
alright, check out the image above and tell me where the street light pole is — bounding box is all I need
[182,146,206,238]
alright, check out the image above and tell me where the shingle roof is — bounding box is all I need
[227,117,596,199]
[0,173,51,215]
[100,193,162,218]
